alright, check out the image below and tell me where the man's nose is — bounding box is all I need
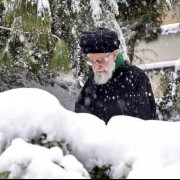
[92,63,102,71]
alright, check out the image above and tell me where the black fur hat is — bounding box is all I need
[80,27,120,54]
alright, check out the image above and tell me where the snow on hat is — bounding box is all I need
[80,27,120,54]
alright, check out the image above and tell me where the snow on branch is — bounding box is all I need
[36,0,51,17]
[107,0,119,15]
[3,0,51,17]
[90,0,102,21]
[166,0,172,8]
[0,26,11,32]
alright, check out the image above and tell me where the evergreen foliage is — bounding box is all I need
[0,0,71,87]
[30,133,72,159]
[90,165,112,179]
[116,0,170,61]
[156,68,180,121]
[50,39,71,74]
[0,49,13,71]
[0,0,172,81]
[2,0,51,32]
[0,171,10,179]
[0,0,178,120]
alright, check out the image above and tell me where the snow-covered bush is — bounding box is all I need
[1,88,180,179]
[156,65,180,121]
[0,138,90,179]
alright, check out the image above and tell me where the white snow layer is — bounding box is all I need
[0,88,180,179]
[161,23,180,35]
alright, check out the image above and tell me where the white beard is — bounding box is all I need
[93,60,115,85]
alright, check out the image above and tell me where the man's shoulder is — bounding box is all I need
[121,61,147,77]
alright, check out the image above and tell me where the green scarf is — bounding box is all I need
[115,53,125,70]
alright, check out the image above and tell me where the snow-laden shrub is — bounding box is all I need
[0,138,90,179]
[156,67,180,121]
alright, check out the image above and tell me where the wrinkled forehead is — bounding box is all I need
[87,53,110,60]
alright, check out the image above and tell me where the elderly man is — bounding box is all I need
[75,27,157,124]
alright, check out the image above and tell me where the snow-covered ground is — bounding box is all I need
[0,88,180,179]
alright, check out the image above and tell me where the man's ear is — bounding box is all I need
[112,50,118,61]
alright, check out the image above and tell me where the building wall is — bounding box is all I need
[162,4,180,25]
[163,11,180,25]
[134,4,180,65]
[134,32,180,98]
[134,33,180,65]
[133,7,180,98]
[146,71,162,98]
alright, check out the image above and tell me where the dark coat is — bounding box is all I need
[75,61,157,123]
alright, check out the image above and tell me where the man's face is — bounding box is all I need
[87,52,117,85]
